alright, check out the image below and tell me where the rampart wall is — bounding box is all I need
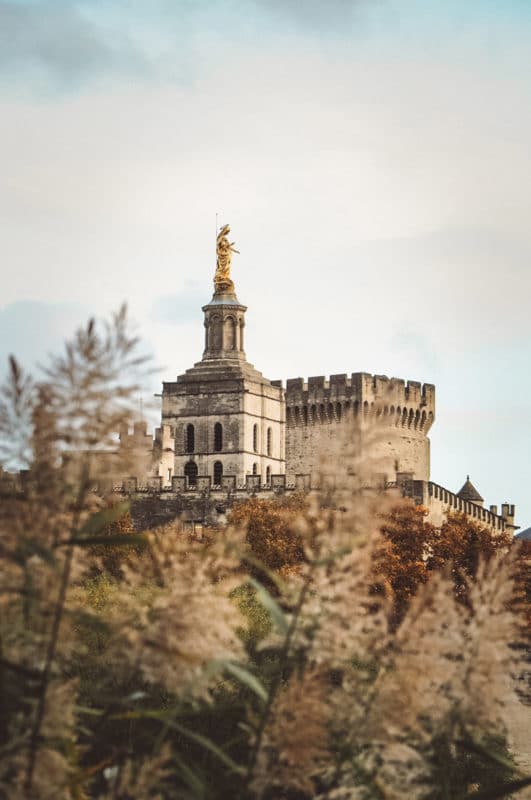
[400,479,515,533]
[282,372,435,482]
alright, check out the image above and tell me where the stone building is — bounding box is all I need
[105,231,517,535]
[156,283,284,488]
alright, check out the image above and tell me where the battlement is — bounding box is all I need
[285,371,435,431]
[400,479,516,533]
[89,473,311,497]
[119,420,154,448]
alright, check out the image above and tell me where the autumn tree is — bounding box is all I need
[376,501,514,625]
[229,493,307,577]
[375,502,437,624]
[428,510,512,602]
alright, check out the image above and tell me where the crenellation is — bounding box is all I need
[308,375,326,392]
[329,373,348,392]
[422,383,435,406]
[406,380,422,402]
[286,377,304,392]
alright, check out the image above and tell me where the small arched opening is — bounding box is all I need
[184,460,198,487]
[214,422,223,452]
[185,424,195,454]
[224,316,236,350]
[213,461,223,486]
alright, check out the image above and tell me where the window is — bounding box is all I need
[266,427,272,456]
[214,422,223,452]
[253,423,258,452]
[252,463,258,475]
[167,468,172,483]
[266,465,271,484]
[185,423,195,453]
[213,461,223,485]
[184,460,198,487]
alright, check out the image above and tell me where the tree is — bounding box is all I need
[376,502,513,625]
[229,494,307,576]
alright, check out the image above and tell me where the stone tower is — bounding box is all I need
[284,373,435,483]
[159,229,285,487]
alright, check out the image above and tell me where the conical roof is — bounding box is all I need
[457,475,484,503]
[515,527,531,541]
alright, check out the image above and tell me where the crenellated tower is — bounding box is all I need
[283,372,435,483]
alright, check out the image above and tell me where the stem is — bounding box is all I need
[24,467,89,795]
[245,561,315,789]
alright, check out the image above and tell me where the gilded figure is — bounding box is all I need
[215,224,239,292]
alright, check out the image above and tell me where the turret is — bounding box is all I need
[457,476,484,507]
[501,503,516,529]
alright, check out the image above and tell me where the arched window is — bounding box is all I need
[266,427,272,456]
[185,423,195,453]
[184,460,198,487]
[253,424,258,453]
[224,317,236,350]
[213,461,223,486]
[266,465,271,484]
[209,314,222,350]
[214,422,223,452]
[252,463,258,475]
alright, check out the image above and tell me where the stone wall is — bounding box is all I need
[104,473,515,538]
[400,479,515,533]
[283,372,435,483]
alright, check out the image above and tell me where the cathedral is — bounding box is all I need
[120,226,517,535]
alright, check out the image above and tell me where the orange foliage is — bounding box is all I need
[228,494,307,575]
[376,502,514,624]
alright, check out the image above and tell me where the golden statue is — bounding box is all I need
[214,224,239,293]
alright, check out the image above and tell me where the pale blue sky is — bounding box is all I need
[1,0,530,527]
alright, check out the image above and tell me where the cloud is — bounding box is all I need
[249,0,372,31]
[0,0,147,87]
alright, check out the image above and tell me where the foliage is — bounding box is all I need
[0,310,529,799]
[229,494,307,576]
[376,502,513,625]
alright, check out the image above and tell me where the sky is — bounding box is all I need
[1,0,530,528]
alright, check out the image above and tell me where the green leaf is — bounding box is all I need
[74,705,104,717]
[77,501,131,537]
[207,659,268,703]
[173,752,207,798]
[13,538,56,567]
[458,736,521,775]
[110,710,245,776]
[248,578,289,635]
[240,552,287,593]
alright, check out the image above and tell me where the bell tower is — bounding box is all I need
[202,292,247,361]
[159,225,285,487]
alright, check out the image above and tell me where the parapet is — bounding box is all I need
[119,420,155,447]
[285,370,435,431]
